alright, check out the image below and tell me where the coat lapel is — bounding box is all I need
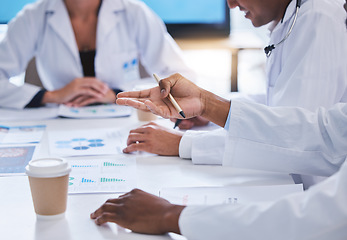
[45,0,80,64]
[97,0,125,49]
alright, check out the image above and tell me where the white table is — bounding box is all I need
[0,112,294,240]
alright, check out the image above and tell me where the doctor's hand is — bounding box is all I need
[91,188,184,235]
[42,77,113,106]
[123,122,183,155]
[116,73,204,120]
[116,73,231,127]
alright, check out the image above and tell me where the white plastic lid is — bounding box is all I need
[26,158,71,178]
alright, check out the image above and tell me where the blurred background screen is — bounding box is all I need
[142,0,230,37]
[0,0,230,37]
[0,0,36,24]
[142,0,225,24]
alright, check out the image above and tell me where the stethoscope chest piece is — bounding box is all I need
[264,44,275,57]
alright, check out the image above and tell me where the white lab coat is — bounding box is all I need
[179,0,347,188]
[179,102,347,240]
[0,0,195,109]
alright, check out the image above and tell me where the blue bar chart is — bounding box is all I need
[81,178,96,183]
[68,156,136,194]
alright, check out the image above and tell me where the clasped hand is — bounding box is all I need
[43,77,116,107]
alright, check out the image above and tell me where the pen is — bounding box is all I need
[153,73,186,119]
[173,119,182,129]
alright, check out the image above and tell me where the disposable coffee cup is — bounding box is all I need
[133,83,157,122]
[26,158,71,220]
[137,109,157,122]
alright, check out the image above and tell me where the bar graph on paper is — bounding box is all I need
[68,156,136,194]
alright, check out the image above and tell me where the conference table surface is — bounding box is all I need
[0,109,294,240]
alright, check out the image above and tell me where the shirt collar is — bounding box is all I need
[268,0,298,33]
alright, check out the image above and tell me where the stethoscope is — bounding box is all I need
[264,0,302,57]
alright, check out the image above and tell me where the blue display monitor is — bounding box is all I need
[0,0,230,37]
[142,0,230,37]
[0,0,36,24]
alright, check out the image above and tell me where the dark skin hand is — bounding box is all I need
[116,73,230,128]
[117,74,205,120]
[123,122,183,156]
[91,189,185,235]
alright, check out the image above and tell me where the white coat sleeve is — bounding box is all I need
[178,91,268,165]
[179,158,347,240]
[224,100,347,177]
[179,128,226,165]
[124,1,196,81]
[0,3,42,109]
